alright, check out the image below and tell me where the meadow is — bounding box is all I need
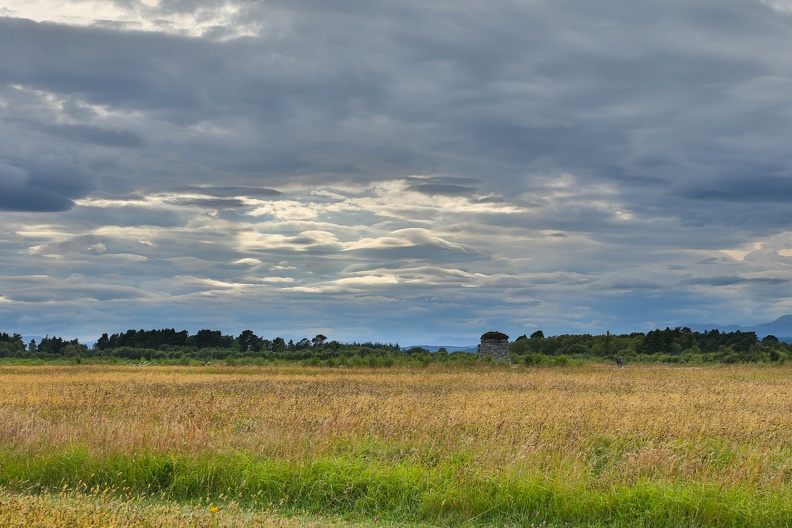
[1,363,791,526]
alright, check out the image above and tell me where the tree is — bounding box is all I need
[271,337,286,352]
[530,330,545,339]
[38,335,65,355]
[193,329,232,349]
[96,333,110,350]
[195,329,220,348]
[0,333,24,358]
[237,330,262,352]
[63,342,88,358]
[312,334,327,348]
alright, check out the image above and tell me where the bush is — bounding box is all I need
[481,331,509,341]
[524,354,549,366]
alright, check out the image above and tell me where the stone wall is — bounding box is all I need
[478,335,511,362]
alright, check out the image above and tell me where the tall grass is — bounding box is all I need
[1,364,791,526]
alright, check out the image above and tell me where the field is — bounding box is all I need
[1,364,791,527]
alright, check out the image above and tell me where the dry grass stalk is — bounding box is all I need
[1,364,791,487]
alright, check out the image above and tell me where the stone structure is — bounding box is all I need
[478,331,511,362]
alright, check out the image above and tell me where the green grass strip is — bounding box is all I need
[1,447,790,527]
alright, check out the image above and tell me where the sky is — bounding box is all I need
[3,0,792,345]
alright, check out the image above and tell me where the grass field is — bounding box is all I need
[1,363,791,526]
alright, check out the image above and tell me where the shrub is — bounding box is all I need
[481,331,509,341]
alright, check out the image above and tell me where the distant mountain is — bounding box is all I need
[403,345,478,353]
[22,335,98,347]
[403,335,480,352]
[423,336,481,347]
[687,315,792,341]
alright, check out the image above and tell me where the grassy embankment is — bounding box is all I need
[1,364,791,526]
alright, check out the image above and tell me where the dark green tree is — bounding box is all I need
[271,337,286,352]
[192,329,232,349]
[237,330,262,352]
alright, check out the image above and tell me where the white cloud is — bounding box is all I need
[233,258,262,265]
[289,275,399,294]
[343,228,470,253]
[258,276,296,283]
[97,253,149,263]
[247,200,322,221]
[2,0,262,38]
[237,229,342,252]
[721,243,763,261]
[760,0,792,13]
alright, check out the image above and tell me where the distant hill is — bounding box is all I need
[687,315,792,341]
[403,345,478,353]
[403,335,480,352]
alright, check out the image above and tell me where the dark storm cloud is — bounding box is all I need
[0,180,74,212]
[1,2,786,202]
[0,162,92,212]
[0,17,226,119]
[4,0,792,342]
[677,176,792,202]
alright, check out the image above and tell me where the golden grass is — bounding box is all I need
[1,363,791,525]
[0,487,381,527]
[1,364,790,481]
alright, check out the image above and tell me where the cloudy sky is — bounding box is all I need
[3,0,792,345]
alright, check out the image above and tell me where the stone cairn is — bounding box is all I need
[478,331,511,363]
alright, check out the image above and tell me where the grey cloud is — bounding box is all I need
[173,186,283,198]
[683,276,789,287]
[39,123,146,147]
[0,17,229,120]
[0,272,147,302]
[70,204,186,228]
[0,183,75,212]
[170,198,247,208]
[346,244,482,264]
[0,163,86,212]
[406,184,475,196]
[606,279,666,291]
[698,257,729,265]
[29,234,108,256]
[8,284,146,302]
[0,5,773,200]
[676,176,792,203]
[5,1,792,341]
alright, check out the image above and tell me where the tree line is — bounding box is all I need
[509,327,790,365]
[1,326,790,365]
[0,329,445,366]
